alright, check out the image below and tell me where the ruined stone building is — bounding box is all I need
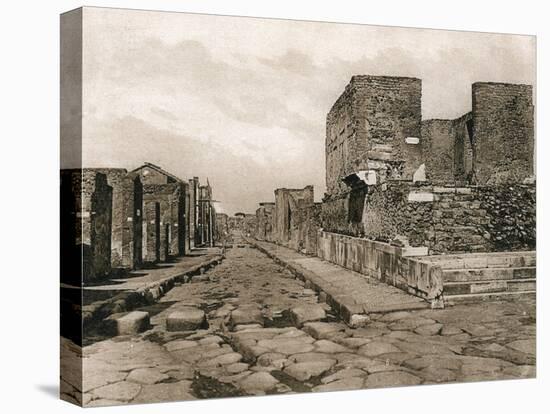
[255,202,275,241]
[272,186,321,255]
[132,163,188,262]
[323,75,535,254]
[91,169,143,272]
[197,181,216,247]
[60,170,112,284]
[215,213,230,244]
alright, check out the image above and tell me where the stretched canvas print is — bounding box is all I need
[60,6,536,407]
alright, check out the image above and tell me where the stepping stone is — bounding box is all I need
[229,306,264,328]
[166,308,205,331]
[114,311,150,335]
[290,304,326,327]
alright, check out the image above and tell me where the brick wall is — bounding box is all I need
[421,113,473,184]
[472,82,534,185]
[326,75,422,197]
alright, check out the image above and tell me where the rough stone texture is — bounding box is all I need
[60,169,112,284]
[255,202,275,242]
[166,308,205,331]
[473,82,534,185]
[92,169,144,271]
[326,75,422,197]
[273,186,320,254]
[284,360,335,381]
[115,311,150,335]
[290,304,326,327]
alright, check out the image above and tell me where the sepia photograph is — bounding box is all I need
[58,4,537,408]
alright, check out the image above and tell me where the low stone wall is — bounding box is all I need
[317,231,443,306]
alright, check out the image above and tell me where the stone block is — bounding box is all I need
[290,304,326,327]
[115,311,150,335]
[166,308,206,331]
[408,192,434,202]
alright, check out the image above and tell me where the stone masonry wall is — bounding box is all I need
[326,75,422,197]
[61,170,112,283]
[363,181,433,247]
[360,182,535,254]
[273,186,314,249]
[472,82,534,185]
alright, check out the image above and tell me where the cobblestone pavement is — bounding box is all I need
[61,243,536,407]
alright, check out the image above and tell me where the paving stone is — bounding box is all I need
[303,322,346,339]
[419,367,457,383]
[414,323,443,336]
[162,365,195,381]
[257,352,287,368]
[166,308,206,331]
[290,304,326,327]
[351,327,389,339]
[92,381,142,402]
[218,371,252,384]
[394,340,456,355]
[132,381,194,403]
[284,360,336,381]
[388,317,437,331]
[501,365,536,378]
[440,325,464,336]
[257,337,315,355]
[82,370,128,393]
[313,377,365,392]
[114,311,150,335]
[358,341,401,357]
[314,339,349,354]
[459,356,514,376]
[126,368,169,385]
[364,371,422,388]
[506,339,535,355]
[198,351,243,368]
[225,362,249,374]
[336,337,371,348]
[85,399,124,407]
[321,368,366,384]
[234,324,263,331]
[238,372,279,393]
[404,355,462,371]
[378,311,413,322]
[198,335,224,345]
[349,314,371,328]
[288,352,337,364]
[165,340,198,352]
[229,306,264,327]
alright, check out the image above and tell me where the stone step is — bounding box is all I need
[444,290,536,305]
[442,266,536,282]
[427,252,535,270]
[443,278,536,295]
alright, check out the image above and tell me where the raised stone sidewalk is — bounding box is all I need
[250,240,428,326]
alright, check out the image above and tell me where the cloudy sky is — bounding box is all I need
[81,7,535,215]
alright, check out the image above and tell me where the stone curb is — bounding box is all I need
[82,255,224,332]
[248,240,371,327]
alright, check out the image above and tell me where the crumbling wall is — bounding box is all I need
[61,170,112,283]
[363,181,433,247]
[472,82,534,185]
[273,186,315,250]
[255,203,275,241]
[477,184,536,251]
[326,75,423,198]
